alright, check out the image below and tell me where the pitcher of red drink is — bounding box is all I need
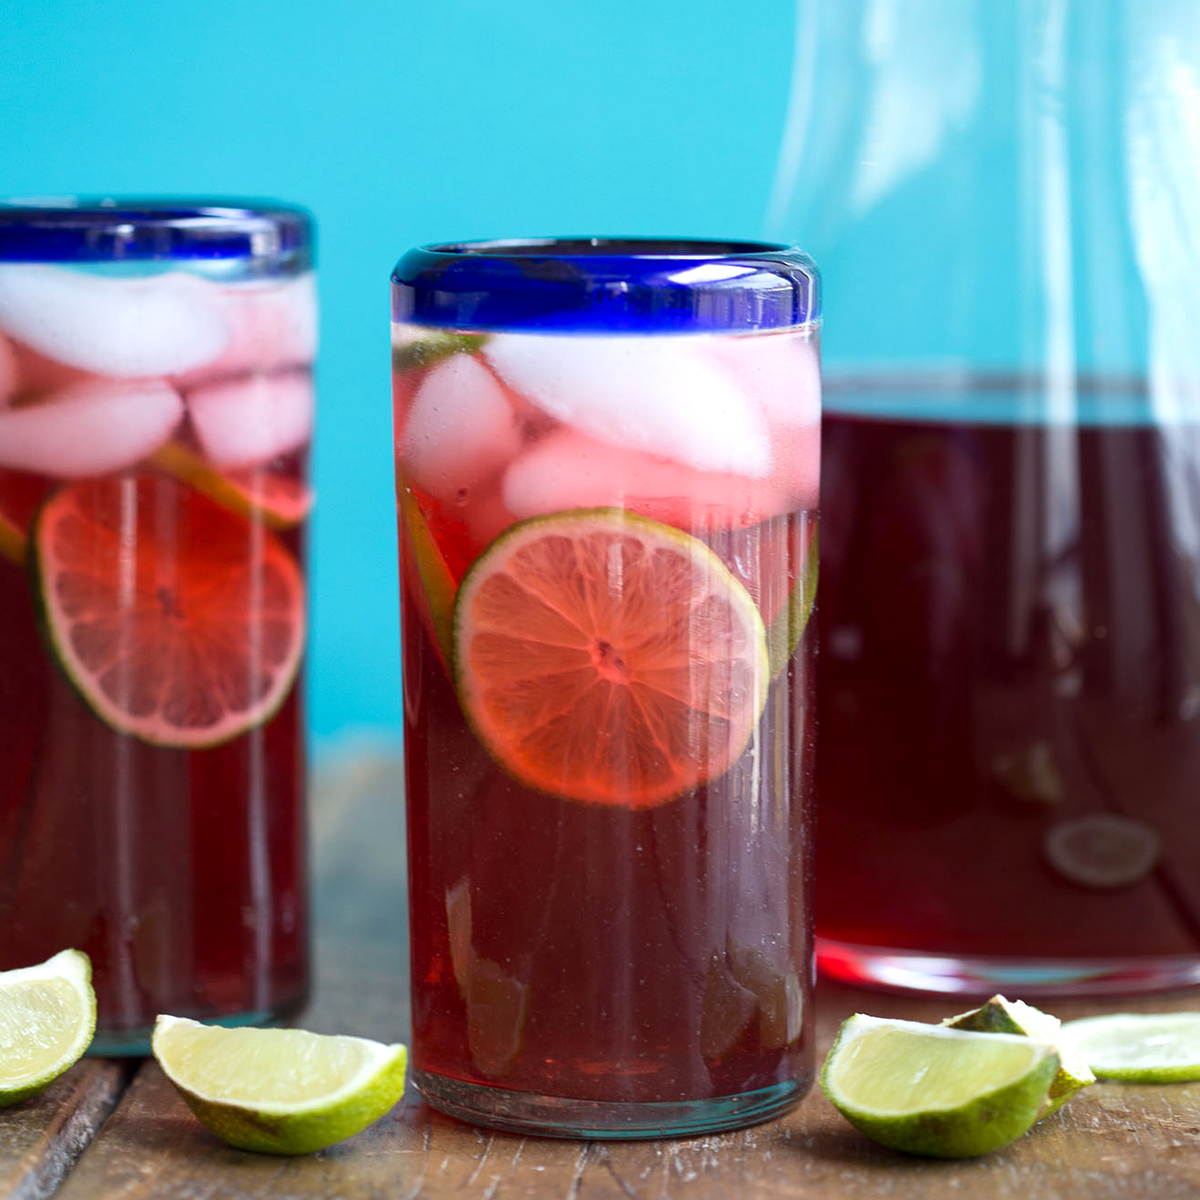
[392,238,820,1136]
[0,200,314,1050]
[775,0,1200,994]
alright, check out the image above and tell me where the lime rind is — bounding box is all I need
[0,949,96,1108]
[766,523,818,678]
[1061,1012,1200,1083]
[821,1014,1059,1158]
[392,328,489,373]
[398,486,456,665]
[453,507,770,808]
[152,1016,408,1155]
[943,995,1094,1116]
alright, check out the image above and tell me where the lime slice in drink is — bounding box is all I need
[454,508,769,807]
[392,328,489,373]
[398,486,457,665]
[765,524,818,678]
[1061,1012,1200,1082]
[32,477,305,748]
[820,1014,1059,1158]
[944,995,1094,1115]
[152,441,313,530]
[152,1016,407,1155]
[0,949,96,1107]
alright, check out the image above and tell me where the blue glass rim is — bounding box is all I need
[391,237,820,334]
[0,198,314,265]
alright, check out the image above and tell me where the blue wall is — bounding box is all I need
[0,0,799,747]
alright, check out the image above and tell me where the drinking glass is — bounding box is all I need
[772,0,1200,994]
[0,199,315,1051]
[391,237,820,1136]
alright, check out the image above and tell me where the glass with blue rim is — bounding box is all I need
[0,198,315,1051]
[391,237,821,1137]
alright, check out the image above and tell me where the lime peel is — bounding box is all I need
[821,1013,1059,1158]
[944,994,1095,1115]
[1061,1012,1200,1083]
[0,949,96,1108]
[152,1016,407,1155]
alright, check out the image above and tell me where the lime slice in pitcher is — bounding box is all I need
[0,950,96,1107]
[152,1016,407,1155]
[454,509,769,807]
[32,477,305,747]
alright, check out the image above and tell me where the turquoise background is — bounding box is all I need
[0,0,800,748]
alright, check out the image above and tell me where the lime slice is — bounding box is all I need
[0,949,96,1107]
[398,486,456,665]
[152,1016,407,1155]
[152,441,313,530]
[820,1014,1059,1158]
[944,995,1094,1114]
[1061,1012,1200,1082]
[32,477,305,748]
[766,524,817,678]
[453,508,770,807]
[392,327,489,373]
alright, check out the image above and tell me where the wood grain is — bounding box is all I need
[0,1060,132,1200]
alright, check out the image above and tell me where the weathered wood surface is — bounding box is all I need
[8,749,1200,1199]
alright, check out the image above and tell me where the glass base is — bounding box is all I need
[87,992,309,1056]
[818,937,1200,998]
[413,1069,810,1139]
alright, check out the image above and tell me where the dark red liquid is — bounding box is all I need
[401,511,816,1105]
[816,404,1200,968]
[0,468,309,1046]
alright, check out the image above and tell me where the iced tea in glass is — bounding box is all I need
[392,238,820,1136]
[0,200,314,1051]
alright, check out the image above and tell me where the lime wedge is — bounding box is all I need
[1061,1012,1200,1082]
[0,949,96,1107]
[821,1014,1059,1158]
[944,995,1094,1115]
[152,1016,407,1155]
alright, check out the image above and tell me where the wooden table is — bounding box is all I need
[5,750,1200,1199]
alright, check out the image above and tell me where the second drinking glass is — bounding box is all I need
[391,237,821,1137]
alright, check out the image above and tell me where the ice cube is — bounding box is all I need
[0,378,183,477]
[502,429,798,529]
[0,264,231,378]
[399,353,522,506]
[187,371,314,469]
[483,334,771,477]
[173,272,317,387]
[9,338,94,398]
[710,331,821,427]
[0,334,16,406]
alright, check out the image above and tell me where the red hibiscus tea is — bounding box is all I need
[817,385,1200,995]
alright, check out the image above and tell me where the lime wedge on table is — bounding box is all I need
[944,994,1094,1115]
[0,949,95,1107]
[1061,1012,1200,1082]
[152,1016,407,1155]
[821,1014,1060,1158]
